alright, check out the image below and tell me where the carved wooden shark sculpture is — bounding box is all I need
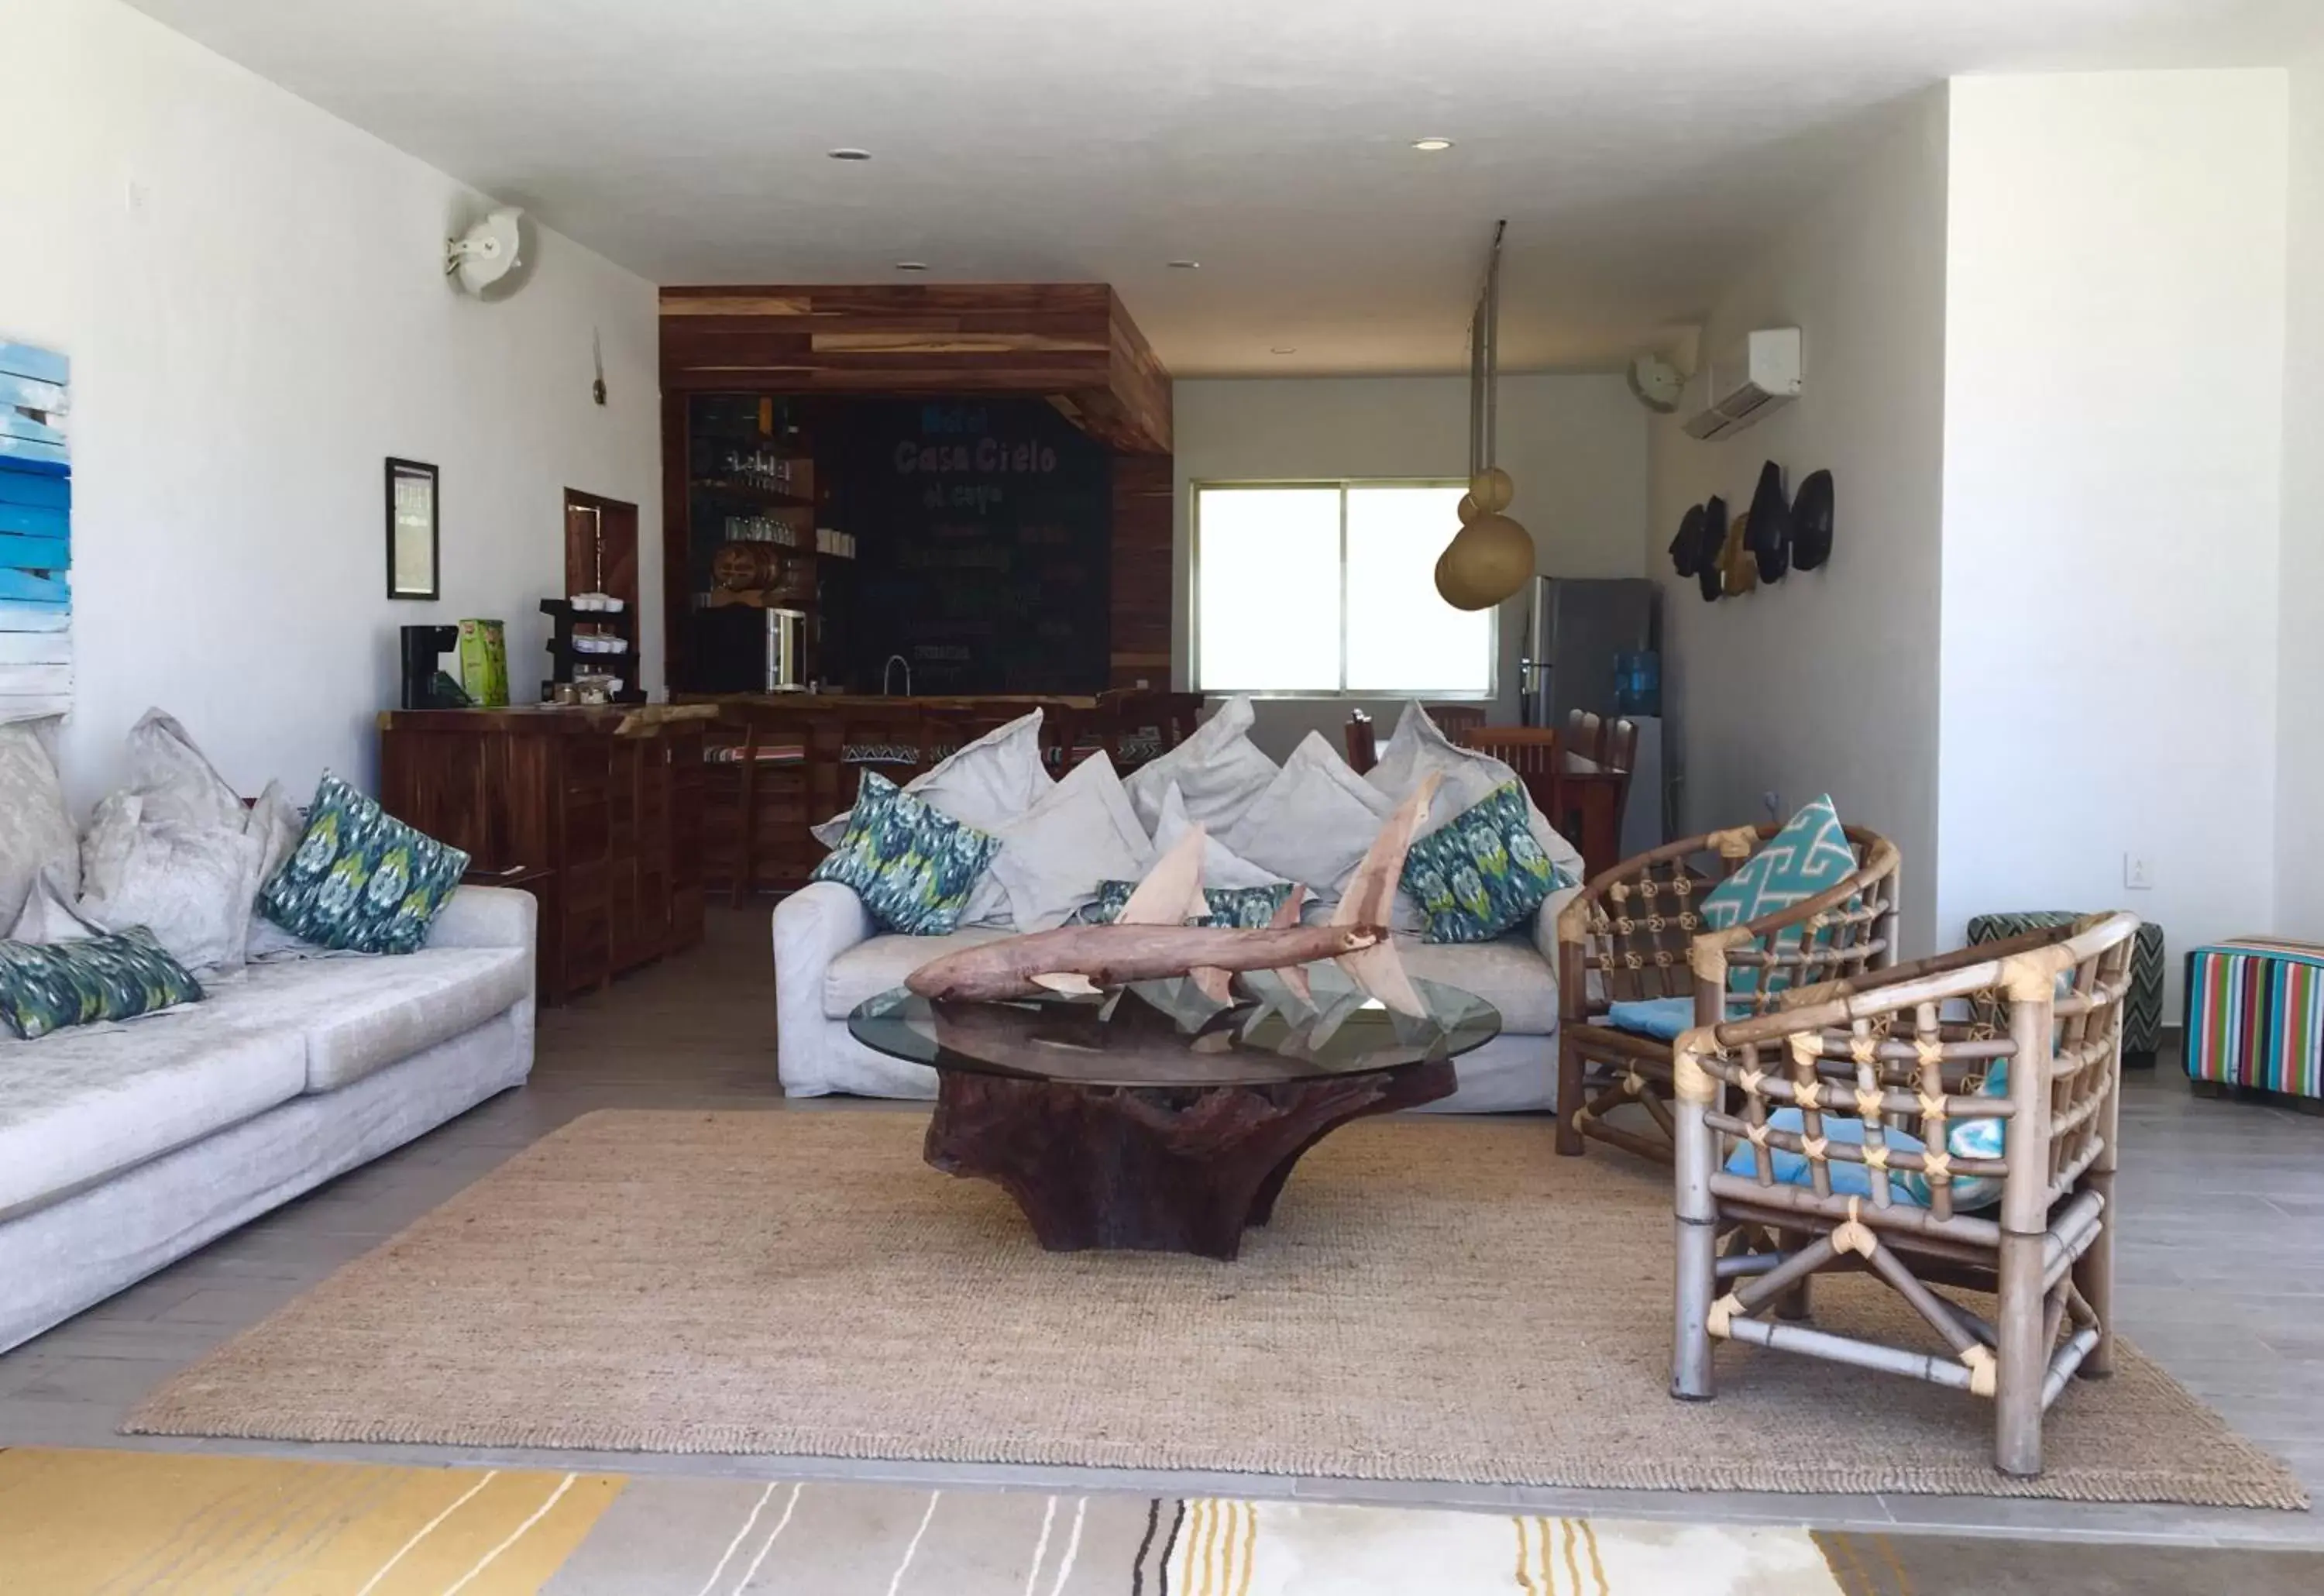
[906,774,1439,1016]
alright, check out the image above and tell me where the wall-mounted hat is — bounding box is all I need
[1791,470,1835,570]
[1697,497,1728,601]
[1669,504,1707,577]
[1720,510,1759,597]
[1746,459,1791,583]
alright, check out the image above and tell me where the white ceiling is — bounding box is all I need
[131,0,2322,377]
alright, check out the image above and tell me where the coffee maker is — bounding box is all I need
[399,624,469,709]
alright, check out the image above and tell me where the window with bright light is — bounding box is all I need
[1194,482,1493,694]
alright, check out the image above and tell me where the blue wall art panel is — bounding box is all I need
[0,340,69,719]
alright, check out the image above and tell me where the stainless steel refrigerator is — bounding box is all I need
[1518,576,1658,727]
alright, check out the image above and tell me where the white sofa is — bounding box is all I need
[0,885,536,1353]
[773,882,1569,1113]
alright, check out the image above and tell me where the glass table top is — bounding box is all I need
[847,968,1501,1089]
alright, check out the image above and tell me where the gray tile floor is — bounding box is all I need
[3,909,2320,1550]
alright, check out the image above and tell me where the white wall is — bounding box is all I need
[0,0,663,810]
[1171,373,1649,760]
[1938,72,2288,993]
[1646,89,1952,955]
[2278,53,2324,941]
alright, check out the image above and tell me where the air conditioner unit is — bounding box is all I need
[1681,327,1803,441]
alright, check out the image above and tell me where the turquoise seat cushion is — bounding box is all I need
[258,774,470,955]
[1079,880,1294,929]
[1401,780,1574,944]
[0,925,204,1040]
[1722,1095,2005,1212]
[1605,996,1700,1040]
[1604,995,1756,1040]
[810,770,1002,936]
[1697,794,1855,992]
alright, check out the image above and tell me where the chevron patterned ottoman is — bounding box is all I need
[1966,912,2164,1066]
[2183,938,2324,1104]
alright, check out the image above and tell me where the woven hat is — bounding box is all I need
[1697,496,1728,601]
[1719,510,1758,597]
[1746,459,1791,583]
[1792,469,1835,570]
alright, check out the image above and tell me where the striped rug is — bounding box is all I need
[6,1448,2323,1594]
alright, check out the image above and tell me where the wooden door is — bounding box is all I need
[564,490,640,611]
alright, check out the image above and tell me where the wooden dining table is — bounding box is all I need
[1550,759,1629,882]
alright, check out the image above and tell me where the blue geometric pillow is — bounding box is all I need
[1078,879,1294,929]
[1400,780,1574,944]
[0,926,204,1040]
[810,771,1001,936]
[259,775,469,955]
[1697,794,1855,992]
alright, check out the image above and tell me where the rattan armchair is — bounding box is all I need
[1555,824,1901,1161]
[1669,913,2140,1478]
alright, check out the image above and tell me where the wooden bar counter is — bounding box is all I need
[672,690,1198,899]
[378,704,712,1003]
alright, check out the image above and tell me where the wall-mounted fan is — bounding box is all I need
[445,207,530,298]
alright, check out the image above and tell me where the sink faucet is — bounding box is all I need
[882,654,913,697]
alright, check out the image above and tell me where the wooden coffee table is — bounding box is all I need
[848,977,1498,1260]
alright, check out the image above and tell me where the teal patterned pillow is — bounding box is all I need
[0,927,204,1040]
[257,774,470,955]
[1401,780,1570,944]
[1698,794,1856,993]
[1078,880,1295,929]
[811,770,1000,935]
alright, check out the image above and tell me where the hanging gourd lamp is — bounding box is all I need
[1435,222,1535,612]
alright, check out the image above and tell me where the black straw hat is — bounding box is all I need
[1669,504,1707,577]
[1746,459,1791,583]
[1792,470,1835,570]
[1697,497,1728,601]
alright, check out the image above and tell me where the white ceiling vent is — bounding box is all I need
[1682,328,1802,441]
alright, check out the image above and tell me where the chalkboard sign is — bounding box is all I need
[833,398,1111,695]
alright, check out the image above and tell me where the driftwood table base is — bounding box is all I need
[924,1059,1459,1260]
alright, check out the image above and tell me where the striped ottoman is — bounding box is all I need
[1968,912,2164,1065]
[2183,939,2324,1104]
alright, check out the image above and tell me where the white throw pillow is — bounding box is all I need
[125,708,246,832]
[1153,782,1287,892]
[78,792,265,972]
[1122,695,1278,834]
[8,870,96,944]
[810,710,1054,848]
[1222,732,1396,899]
[1368,701,1584,875]
[240,779,332,960]
[987,752,1155,931]
[0,715,79,929]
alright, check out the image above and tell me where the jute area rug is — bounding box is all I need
[128,1110,2304,1508]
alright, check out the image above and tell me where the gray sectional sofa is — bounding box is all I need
[0,886,536,1353]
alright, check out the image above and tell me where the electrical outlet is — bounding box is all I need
[1761,790,1783,820]
[2123,853,2156,892]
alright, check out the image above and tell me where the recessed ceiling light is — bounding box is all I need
[1411,137,1455,152]
[1167,260,1201,270]
[894,261,930,271]
[1270,346,1298,355]
[827,147,872,161]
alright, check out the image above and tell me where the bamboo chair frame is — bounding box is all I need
[1669,913,2140,1478]
[1555,824,1902,1163]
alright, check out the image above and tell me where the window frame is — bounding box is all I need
[1189,476,1498,700]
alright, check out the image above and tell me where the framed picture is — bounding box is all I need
[386,457,439,600]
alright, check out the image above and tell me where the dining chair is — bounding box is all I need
[1425,703,1487,744]
[1565,708,1607,768]
[1458,726,1563,833]
[1344,708,1377,775]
